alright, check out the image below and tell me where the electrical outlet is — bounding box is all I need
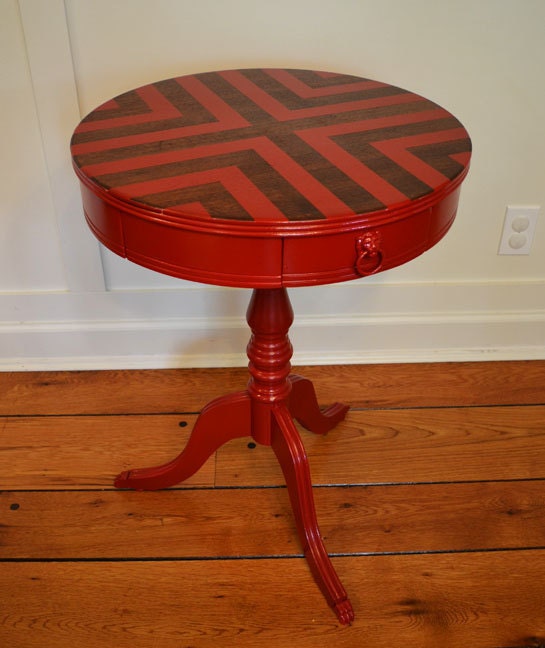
[498,205,540,255]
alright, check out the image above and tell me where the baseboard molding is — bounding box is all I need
[1,281,544,370]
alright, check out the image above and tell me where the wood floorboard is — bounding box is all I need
[2,481,545,559]
[0,414,214,489]
[1,361,545,647]
[216,405,545,486]
[1,360,544,416]
[2,553,545,648]
[3,405,544,490]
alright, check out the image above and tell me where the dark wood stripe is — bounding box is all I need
[153,78,218,125]
[287,68,380,89]
[72,81,219,145]
[266,130,386,213]
[240,68,411,110]
[80,90,151,123]
[408,138,473,177]
[135,182,254,221]
[96,149,326,221]
[88,119,458,198]
[72,116,197,145]
[73,99,442,165]
[71,69,472,222]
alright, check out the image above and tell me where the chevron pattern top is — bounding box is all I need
[71,68,471,227]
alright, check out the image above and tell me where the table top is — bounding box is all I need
[71,68,471,287]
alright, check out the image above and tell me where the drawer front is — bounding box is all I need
[122,212,283,288]
[81,181,461,289]
[282,191,460,287]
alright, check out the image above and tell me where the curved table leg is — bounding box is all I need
[114,391,251,490]
[271,404,354,625]
[288,375,349,435]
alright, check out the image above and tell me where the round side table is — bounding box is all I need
[71,68,471,625]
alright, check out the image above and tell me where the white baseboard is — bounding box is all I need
[1,281,544,370]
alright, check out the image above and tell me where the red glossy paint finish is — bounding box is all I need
[72,68,471,288]
[112,287,354,623]
[122,213,284,288]
[79,183,125,257]
[71,68,471,625]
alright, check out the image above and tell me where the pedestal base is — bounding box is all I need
[115,289,354,625]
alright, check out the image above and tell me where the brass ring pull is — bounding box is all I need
[355,231,383,276]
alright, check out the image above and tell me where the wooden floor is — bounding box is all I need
[1,361,545,647]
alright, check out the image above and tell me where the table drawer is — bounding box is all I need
[282,189,460,287]
[122,212,283,288]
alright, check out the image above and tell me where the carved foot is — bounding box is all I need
[288,375,349,435]
[271,404,353,623]
[114,391,251,490]
[334,599,355,625]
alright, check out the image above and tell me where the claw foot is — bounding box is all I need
[114,470,132,489]
[114,469,152,490]
[334,599,355,625]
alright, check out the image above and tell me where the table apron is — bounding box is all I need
[79,183,460,288]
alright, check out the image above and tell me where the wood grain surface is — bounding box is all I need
[1,360,543,415]
[1,361,545,647]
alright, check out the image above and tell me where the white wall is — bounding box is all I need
[0,0,66,292]
[1,0,544,370]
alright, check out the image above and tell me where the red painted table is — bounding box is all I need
[71,68,471,624]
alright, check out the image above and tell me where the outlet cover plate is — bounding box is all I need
[498,205,540,255]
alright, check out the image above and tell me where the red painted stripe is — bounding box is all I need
[264,69,385,97]
[80,140,230,177]
[167,201,213,219]
[295,109,453,205]
[220,69,427,121]
[110,166,289,222]
[83,137,293,177]
[449,151,471,166]
[250,139,354,218]
[297,107,449,140]
[87,136,353,219]
[175,76,249,125]
[72,79,249,156]
[95,98,120,111]
[78,107,447,177]
[315,71,343,78]
[371,128,468,187]
[72,121,238,156]
[298,132,407,205]
[76,85,182,132]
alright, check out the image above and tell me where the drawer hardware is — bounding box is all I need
[355,231,383,276]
